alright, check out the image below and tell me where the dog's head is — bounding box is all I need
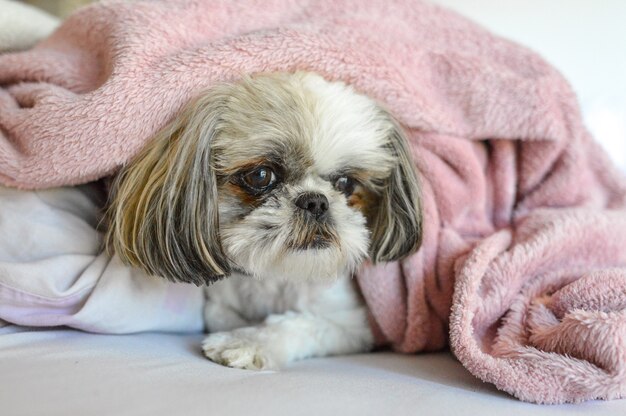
[106,72,422,285]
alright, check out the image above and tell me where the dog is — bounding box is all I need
[106,72,422,370]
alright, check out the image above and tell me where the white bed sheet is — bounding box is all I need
[2,326,625,416]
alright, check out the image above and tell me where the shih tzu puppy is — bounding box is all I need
[106,72,422,370]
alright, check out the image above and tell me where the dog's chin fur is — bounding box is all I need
[106,71,423,370]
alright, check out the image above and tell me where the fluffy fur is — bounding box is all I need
[106,72,422,369]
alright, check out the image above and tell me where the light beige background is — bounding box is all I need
[21,0,92,17]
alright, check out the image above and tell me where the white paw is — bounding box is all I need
[202,330,278,370]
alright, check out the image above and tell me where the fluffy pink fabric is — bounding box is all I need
[0,0,624,404]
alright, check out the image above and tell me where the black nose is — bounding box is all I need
[295,193,329,219]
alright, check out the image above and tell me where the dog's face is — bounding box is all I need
[107,72,422,285]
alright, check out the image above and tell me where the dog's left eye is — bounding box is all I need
[242,166,277,191]
[334,175,356,196]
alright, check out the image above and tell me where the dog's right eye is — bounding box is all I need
[241,166,277,191]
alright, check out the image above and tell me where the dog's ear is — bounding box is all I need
[105,92,230,285]
[369,118,423,263]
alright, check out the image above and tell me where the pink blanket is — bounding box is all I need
[0,0,625,404]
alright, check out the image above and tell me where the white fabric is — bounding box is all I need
[1,327,625,415]
[0,184,205,333]
[0,0,59,52]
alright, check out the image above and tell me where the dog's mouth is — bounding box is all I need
[287,226,338,251]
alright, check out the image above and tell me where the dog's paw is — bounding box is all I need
[202,330,278,370]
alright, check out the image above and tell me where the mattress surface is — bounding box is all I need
[2,326,625,416]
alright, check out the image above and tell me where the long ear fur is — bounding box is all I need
[369,118,423,263]
[105,93,230,285]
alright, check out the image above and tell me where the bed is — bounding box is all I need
[1,1,625,414]
[2,326,626,416]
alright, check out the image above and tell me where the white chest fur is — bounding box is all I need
[204,272,363,331]
[202,272,374,370]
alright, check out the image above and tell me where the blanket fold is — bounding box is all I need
[0,0,624,404]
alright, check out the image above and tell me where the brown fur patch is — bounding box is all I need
[223,182,265,207]
[348,185,380,224]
